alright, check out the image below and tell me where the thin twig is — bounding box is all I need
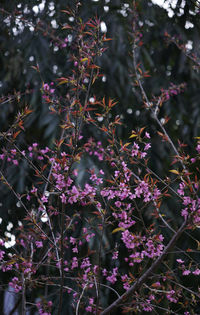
[76,282,88,315]
[21,272,26,315]
[57,202,65,315]
[95,212,105,314]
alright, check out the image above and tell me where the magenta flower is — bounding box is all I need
[35,241,43,248]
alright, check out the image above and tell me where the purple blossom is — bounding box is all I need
[166,290,178,303]
[196,144,200,154]
[35,241,43,248]
[60,193,67,204]
[131,142,139,157]
[71,257,78,269]
[112,251,118,260]
[41,195,48,203]
[106,267,118,284]
[0,249,5,260]
[9,277,22,293]
[144,143,151,151]
[81,257,91,269]
[182,270,191,276]
[192,269,200,275]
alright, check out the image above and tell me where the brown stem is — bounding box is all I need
[21,273,26,315]
[58,203,65,315]
[95,214,105,314]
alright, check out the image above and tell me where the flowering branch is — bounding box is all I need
[101,218,187,314]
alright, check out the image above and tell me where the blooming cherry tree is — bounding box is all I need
[0,1,200,314]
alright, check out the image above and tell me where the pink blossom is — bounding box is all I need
[81,257,91,269]
[183,196,191,206]
[0,249,5,260]
[181,208,188,219]
[106,267,118,284]
[166,290,178,303]
[35,241,43,248]
[112,251,118,260]
[64,37,69,43]
[177,182,185,196]
[70,237,76,245]
[31,187,38,194]
[72,247,78,253]
[140,152,147,158]
[71,257,78,269]
[41,195,48,203]
[131,142,139,157]
[85,306,92,312]
[183,270,191,275]
[153,187,161,199]
[142,304,153,312]
[115,201,121,208]
[144,143,151,151]
[85,233,95,242]
[9,277,22,293]
[192,269,200,275]
[196,144,200,154]
[60,193,67,204]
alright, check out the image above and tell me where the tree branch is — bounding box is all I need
[101,218,187,314]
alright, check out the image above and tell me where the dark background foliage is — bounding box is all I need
[0,0,200,313]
